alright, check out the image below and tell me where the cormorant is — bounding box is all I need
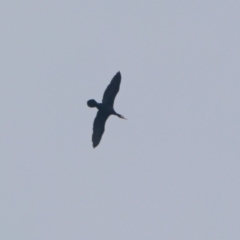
[87,71,126,148]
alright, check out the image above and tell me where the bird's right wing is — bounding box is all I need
[102,72,121,107]
[92,111,109,148]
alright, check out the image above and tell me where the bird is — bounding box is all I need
[87,71,126,148]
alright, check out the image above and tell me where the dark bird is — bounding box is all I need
[87,72,126,148]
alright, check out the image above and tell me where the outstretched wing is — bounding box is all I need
[102,72,121,107]
[92,111,109,148]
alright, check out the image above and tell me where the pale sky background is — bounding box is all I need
[1,1,240,240]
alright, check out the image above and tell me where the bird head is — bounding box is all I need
[87,99,98,108]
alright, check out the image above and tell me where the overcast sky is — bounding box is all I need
[1,1,240,239]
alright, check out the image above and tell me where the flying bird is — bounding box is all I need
[87,72,126,148]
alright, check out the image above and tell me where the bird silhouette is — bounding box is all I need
[87,72,126,148]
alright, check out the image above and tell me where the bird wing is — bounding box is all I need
[102,72,121,107]
[92,111,109,148]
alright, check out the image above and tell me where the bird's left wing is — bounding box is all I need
[92,111,109,148]
[102,72,121,107]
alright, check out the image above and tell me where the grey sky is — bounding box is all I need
[1,1,240,239]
